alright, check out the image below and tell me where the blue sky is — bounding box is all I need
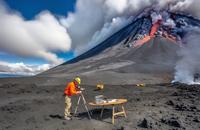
[6,0,76,20]
[0,0,76,76]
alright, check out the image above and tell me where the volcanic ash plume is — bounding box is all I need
[62,0,200,55]
[173,30,200,84]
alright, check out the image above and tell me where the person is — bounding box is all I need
[64,77,82,120]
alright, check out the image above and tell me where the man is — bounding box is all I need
[64,77,82,120]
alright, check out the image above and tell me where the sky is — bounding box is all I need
[0,0,76,76]
[5,0,76,20]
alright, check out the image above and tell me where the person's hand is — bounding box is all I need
[77,91,82,94]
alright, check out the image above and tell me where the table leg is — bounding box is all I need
[112,105,115,124]
[100,106,104,119]
[122,105,127,117]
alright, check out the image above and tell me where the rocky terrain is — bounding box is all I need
[0,77,199,130]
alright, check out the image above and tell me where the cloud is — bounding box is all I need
[0,3,72,65]
[60,0,143,55]
[175,0,200,18]
[0,61,51,75]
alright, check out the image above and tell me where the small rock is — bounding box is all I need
[172,92,178,96]
[193,117,200,123]
[175,104,187,111]
[49,114,63,119]
[117,126,124,130]
[136,98,140,101]
[191,99,195,103]
[138,118,148,128]
[187,115,193,118]
[190,106,197,111]
[62,121,67,125]
[161,117,182,128]
[166,100,174,106]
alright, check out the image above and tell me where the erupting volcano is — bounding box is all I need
[1,4,200,130]
[40,10,200,85]
[124,10,198,48]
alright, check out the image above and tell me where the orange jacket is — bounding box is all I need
[64,82,78,96]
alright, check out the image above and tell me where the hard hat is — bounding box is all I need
[74,77,81,84]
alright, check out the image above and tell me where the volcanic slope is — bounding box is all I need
[40,35,179,85]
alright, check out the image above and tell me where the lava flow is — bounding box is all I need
[132,12,180,48]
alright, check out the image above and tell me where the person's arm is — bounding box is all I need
[70,85,80,95]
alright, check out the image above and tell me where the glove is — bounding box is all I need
[77,91,82,94]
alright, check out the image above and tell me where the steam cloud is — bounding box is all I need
[173,29,200,84]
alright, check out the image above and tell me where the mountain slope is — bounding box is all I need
[40,36,179,85]
[39,11,200,84]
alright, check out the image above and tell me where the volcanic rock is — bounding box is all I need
[138,118,149,128]
[171,92,178,96]
[161,117,182,128]
[166,100,175,106]
[193,117,200,123]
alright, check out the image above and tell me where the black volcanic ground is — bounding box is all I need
[0,37,199,130]
[0,77,199,130]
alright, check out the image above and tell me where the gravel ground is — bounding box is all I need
[0,77,199,130]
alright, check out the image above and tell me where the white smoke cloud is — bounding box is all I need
[60,0,200,56]
[151,12,162,24]
[0,3,72,65]
[104,0,128,19]
[178,0,200,18]
[60,0,153,55]
[173,29,200,84]
[75,17,132,54]
[0,61,51,75]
